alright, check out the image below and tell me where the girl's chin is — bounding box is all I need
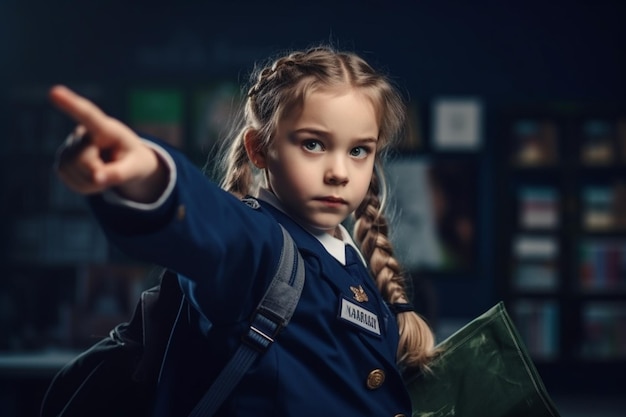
[302,219,344,236]
[287,210,346,236]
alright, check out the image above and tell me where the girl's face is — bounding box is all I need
[264,88,379,235]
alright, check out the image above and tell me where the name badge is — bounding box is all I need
[338,297,381,337]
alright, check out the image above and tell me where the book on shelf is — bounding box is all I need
[512,235,559,291]
[511,298,559,360]
[513,261,558,292]
[513,235,558,259]
[517,186,559,229]
[580,301,626,359]
[579,119,616,166]
[509,119,559,167]
[579,239,626,292]
[582,186,613,230]
[582,183,626,231]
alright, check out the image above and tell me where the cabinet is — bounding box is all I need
[495,101,626,394]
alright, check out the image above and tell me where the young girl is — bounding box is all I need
[51,46,436,417]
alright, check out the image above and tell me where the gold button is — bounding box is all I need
[366,369,385,389]
[176,205,186,221]
[394,414,406,417]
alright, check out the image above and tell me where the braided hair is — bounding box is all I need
[219,45,436,371]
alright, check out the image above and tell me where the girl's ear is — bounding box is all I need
[244,129,267,169]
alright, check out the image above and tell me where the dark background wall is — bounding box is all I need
[2,0,623,312]
[2,0,624,98]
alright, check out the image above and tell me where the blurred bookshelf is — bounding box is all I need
[495,101,626,394]
[0,84,148,354]
[0,79,244,355]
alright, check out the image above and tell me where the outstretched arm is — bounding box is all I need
[50,85,168,203]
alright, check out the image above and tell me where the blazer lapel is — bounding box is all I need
[260,201,399,364]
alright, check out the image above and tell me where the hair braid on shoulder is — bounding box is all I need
[354,169,437,371]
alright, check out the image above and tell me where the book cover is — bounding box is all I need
[580,119,615,166]
[509,119,559,167]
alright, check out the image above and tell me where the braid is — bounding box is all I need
[247,52,308,98]
[220,131,254,197]
[354,168,437,371]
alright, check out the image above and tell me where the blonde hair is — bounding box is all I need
[219,45,436,371]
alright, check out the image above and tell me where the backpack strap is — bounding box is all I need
[188,224,305,417]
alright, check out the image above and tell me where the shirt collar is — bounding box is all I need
[257,188,365,266]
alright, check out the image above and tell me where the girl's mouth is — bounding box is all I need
[316,196,348,206]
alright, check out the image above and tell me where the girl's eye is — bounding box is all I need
[350,146,371,159]
[303,140,324,153]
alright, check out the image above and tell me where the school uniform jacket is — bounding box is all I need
[88,139,412,417]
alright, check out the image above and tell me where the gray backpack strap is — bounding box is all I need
[188,225,305,417]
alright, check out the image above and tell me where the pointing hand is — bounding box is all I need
[50,85,167,202]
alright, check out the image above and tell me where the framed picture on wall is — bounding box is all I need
[431,98,483,151]
[509,118,559,167]
[386,157,479,273]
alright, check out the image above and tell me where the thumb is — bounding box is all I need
[93,147,162,190]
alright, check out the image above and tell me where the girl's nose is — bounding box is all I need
[324,156,349,185]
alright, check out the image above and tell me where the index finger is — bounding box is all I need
[49,85,108,133]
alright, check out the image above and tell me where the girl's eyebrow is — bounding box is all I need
[293,128,378,143]
[355,137,378,144]
[292,127,329,136]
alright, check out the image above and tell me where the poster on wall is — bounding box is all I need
[432,98,483,151]
[128,88,184,148]
[386,158,478,272]
[509,118,559,166]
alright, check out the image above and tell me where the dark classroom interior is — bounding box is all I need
[0,1,625,416]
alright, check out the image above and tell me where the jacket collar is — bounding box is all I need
[258,195,400,360]
[256,188,365,266]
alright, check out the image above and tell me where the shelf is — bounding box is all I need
[511,298,560,361]
[497,101,626,371]
[0,351,78,379]
[579,301,626,360]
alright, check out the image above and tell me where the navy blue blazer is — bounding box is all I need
[88,141,412,417]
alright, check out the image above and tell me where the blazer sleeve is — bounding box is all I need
[87,138,285,326]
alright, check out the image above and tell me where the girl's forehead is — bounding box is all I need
[296,88,377,115]
[280,89,379,138]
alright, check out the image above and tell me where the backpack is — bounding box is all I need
[40,225,305,417]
